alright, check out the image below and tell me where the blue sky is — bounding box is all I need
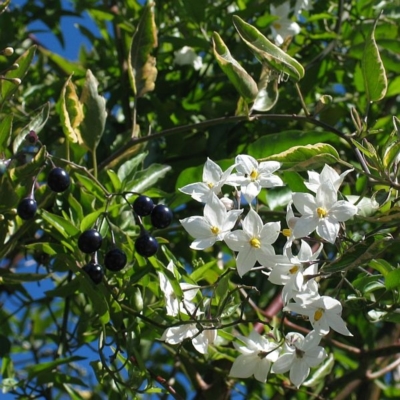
[11,0,101,60]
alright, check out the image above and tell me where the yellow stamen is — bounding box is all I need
[289,265,299,274]
[314,308,324,321]
[250,238,261,248]
[282,228,292,237]
[250,169,259,181]
[273,22,282,30]
[207,182,214,188]
[210,226,220,235]
[317,207,327,218]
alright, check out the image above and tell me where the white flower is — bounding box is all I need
[305,164,353,193]
[271,330,327,388]
[292,181,358,243]
[180,193,243,250]
[230,331,280,382]
[179,158,236,203]
[285,294,353,336]
[282,201,299,252]
[224,207,281,277]
[268,240,322,304]
[270,2,301,46]
[294,0,313,15]
[227,155,283,203]
[160,324,217,354]
[158,261,199,316]
[174,46,203,70]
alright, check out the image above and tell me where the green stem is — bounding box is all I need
[92,150,98,179]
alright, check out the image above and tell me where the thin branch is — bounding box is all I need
[98,113,350,170]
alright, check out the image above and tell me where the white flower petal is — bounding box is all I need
[236,246,258,277]
[330,201,358,221]
[292,193,316,215]
[290,358,310,387]
[243,207,263,236]
[292,215,318,239]
[317,218,339,244]
[254,358,272,382]
[179,182,210,202]
[229,354,258,379]
[272,352,294,374]
[203,158,223,184]
[224,230,249,252]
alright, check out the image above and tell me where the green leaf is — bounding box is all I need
[106,169,121,191]
[0,271,49,284]
[0,45,36,105]
[385,269,400,290]
[212,32,258,102]
[41,209,81,238]
[128,3,158,97]
[0,334,11,357]
[38,47,86,76]
[117,152,147,183]
[383,140,400,172]
[361,18,387,102]
[73,172,105,200]
[59,75,84,144]
[232,15,304,82]
[353,275,385,293]
[126,164,171,193]
[26,356,85,379]
[80,209,104,232]
[45,279,81,298]
[0,173,19,211]
[0,114,12,151]
[12,102,50,154]
[79,70,107,152]
[260,143,339,171]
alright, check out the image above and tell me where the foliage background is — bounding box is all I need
[1,0,400,399]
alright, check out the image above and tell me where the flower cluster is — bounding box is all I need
[159,156,358,387]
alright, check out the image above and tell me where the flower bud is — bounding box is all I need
[3,47,14,56]
[220,196,234,210]
[25,130,38,144]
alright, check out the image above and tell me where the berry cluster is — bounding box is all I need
[78,228,128,284]
[17,164,71,220]
[133,195,173,258]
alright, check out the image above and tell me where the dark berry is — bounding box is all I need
[104,248,127,272]
[133,195,154,216]
[78,229,103,254]
[17,198,37,220]
[151,204,173,229]
[82,262,104,284]
[47,167,71,193]
[135,234,158,257]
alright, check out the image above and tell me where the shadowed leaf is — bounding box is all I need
[128,3,158,97]
[212,32,258,102]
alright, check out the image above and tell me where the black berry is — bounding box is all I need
[17,198,37,220]
[133,195,154,216]
[78,229,103,254]
[47,167,71,193]
[82,262,104,284]
[104,248,127,272]
[151,204,173,229]
[135,234,158,257]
